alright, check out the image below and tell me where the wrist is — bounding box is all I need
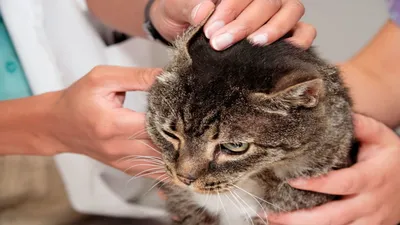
[0,91,64,156]
[33,90,67,155]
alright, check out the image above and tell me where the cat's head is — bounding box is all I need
[146,17,352,194]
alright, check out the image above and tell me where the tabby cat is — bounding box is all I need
[145,15,355,225]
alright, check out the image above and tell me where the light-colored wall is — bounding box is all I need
[301,0,389,62]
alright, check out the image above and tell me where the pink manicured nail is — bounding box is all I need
[250,34,269,45]
[205,20,225,38]
[211,33,233,50]
[288,178,307,186]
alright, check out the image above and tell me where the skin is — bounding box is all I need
[87,0,316,51]
[268,113,400,225]
[0,1,315,173]
[86,3,400,223]
[338,20,400,128]
[0,66,163,178]
[267,19,400,225]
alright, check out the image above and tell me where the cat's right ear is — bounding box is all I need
[249,78,325,114]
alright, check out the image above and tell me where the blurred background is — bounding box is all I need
[0,0,392,225]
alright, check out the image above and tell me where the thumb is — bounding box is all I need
[87,66,162,92]
[188,0,216,25]
[163,0,215,25]
[353,113,400,146]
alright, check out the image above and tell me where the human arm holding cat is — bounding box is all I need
[338,18,400,128]
[268,8,400,224]
[86,0,316,50]
[268,113,400,225]
[0,66,164,178]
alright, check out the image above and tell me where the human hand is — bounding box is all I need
[267,113,400,225]
[47,66,166,179]
[150,0,316,50]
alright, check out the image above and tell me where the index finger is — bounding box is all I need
[288,165,368,195]
[267,198,360,225]
[86,65,162,92]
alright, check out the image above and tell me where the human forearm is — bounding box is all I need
[86,0,149,38]
[339,20,400,128]
[0,91,62,156]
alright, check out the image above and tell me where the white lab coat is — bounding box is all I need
[0,0,170,221]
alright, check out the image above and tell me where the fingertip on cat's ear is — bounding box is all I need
[190,1,216,25]
[288,178,308,187]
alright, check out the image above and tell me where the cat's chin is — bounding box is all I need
[190,187,233,195]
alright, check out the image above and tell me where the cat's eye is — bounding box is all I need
[162,129,179,140]
[221,143,250,153]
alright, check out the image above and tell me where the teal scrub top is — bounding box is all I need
[0,14,32,101]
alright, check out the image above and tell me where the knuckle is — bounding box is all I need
[90,65,107,76]
[238,23,254,37]
[291,0,305,15]
[221,6,239,20]
[87,65,107,84]
[137,69,157,88]
[264,0,282,8]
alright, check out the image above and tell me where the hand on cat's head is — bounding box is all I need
[150,0,316,51]
[267,113,400,225]
[46,65,165,179]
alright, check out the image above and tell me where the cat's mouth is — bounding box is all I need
[186,181,234,194]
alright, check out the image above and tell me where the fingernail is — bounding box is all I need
[249,34,269,45]
[288,178,307,186]
[205,20,225,38]
[211,33,233,51]
[191,2,204,24]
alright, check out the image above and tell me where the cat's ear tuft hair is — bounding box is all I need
[277,78,325,108]
[250,78,325,112]
[166,9,215,72]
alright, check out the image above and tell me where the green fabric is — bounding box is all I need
[0,15,32,100]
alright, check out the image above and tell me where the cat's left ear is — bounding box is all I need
[165,8,215,73]
[250,78,325,110]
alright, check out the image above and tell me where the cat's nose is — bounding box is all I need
[177,174,197,186]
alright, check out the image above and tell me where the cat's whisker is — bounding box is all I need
[123,157,164,166]
[162,98,178,118]
[157,179,171,190]
[229,190,253,224]
[127,170,166,184]
[232,191,268,225]
[154,114,171,121]
[124,163,164,174]
[232,187,269,224]
[116,155,163,164]
[198,190,210,216]
[129,166,165,179]
[233,185,283,211]
[225,191,244,219]
[127,129,149,140]
[231,191,256,225]
[137,140,162,154]
[217,192,231,225]
[142,175,170,197]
